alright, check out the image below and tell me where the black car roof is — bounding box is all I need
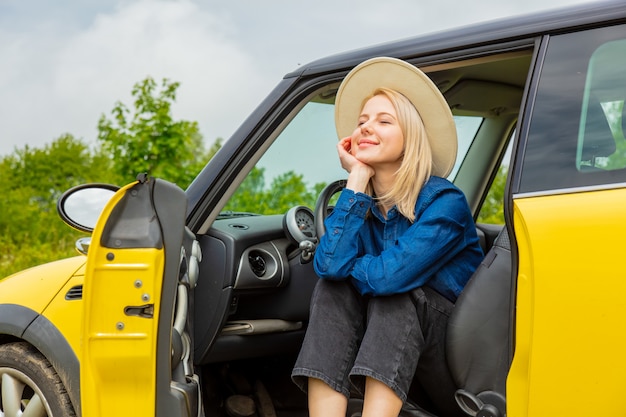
[287,0,626,79]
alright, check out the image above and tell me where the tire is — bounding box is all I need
[0,342,76,417]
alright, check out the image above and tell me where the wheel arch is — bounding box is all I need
[0,303,81,417]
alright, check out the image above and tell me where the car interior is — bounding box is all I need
[191,47,534,417]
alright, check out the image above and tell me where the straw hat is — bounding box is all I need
[335,57,457,178]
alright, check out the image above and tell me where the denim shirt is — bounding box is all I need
[313,176,483,302]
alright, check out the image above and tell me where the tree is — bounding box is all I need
[477,165,507,224]
[97,77,209,188]
[265,172,319,212]
[223,169,323,215]
[0,135,111,277]
[2,134,115,201]
[0,78,221,279]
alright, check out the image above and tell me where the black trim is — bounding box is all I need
[65,285,83,300]
[0,304,38,338]
[101,181,163,249]
[150,178,198,417]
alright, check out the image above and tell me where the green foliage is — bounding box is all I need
[223,168,324,215]
[0,135,111,278]
[477,165,507,224]
[97,77,210,188]
[0,77,215,279]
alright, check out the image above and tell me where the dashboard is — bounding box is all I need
[193,206,320,363]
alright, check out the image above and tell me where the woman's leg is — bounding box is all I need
[292,280,366,408]
[308,377,349,417]
[350,291,423,403]
[361,377,403,417]
[350,287,459,415]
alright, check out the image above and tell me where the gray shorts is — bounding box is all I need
[291,279,458,410]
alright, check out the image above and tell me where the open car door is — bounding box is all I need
[80,175,202,417]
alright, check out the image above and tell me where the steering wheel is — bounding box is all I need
[314,179,347,239]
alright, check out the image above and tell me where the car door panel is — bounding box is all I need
[509,189,626,416]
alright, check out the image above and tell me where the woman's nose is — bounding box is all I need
[360,121,372,133]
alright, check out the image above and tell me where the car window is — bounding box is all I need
[223,87,484,215]
[450,116,483,179]
[518,24,626,194]
[477,138,513,225]
[222,98,344,216]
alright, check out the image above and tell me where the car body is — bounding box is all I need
[1,1,626,416]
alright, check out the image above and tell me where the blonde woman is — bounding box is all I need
[292,57,483,417]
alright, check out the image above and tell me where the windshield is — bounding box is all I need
[221,93,483,216]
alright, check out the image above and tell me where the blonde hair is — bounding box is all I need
[364,88,433,222]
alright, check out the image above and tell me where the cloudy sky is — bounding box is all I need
[0,0,600,157]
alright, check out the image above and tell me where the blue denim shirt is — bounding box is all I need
[313,176,483,302]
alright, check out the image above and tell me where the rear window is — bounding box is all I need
[519,24,626,194]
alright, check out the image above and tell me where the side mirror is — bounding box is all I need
[57,183,119,233]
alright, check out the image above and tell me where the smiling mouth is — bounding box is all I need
[358,140,378,147]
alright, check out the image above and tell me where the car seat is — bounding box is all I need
[446,227,512,417]
[580,96,617,169]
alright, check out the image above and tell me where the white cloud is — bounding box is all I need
[0,0,601,157]
[0,0,267,156]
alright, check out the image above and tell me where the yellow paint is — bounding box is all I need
[41,274,86,355]
[508,188,626,416]
[0,257,85,312]
[80,181,166,417]
[0,257,86,358]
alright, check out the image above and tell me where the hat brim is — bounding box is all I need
[334,57,457,178]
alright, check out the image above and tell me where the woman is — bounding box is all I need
[291,57,483,417]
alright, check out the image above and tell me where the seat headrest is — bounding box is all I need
[581,97,616,165]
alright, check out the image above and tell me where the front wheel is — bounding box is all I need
[0,342,75,417]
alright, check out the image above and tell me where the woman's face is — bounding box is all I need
[350,94,404,170]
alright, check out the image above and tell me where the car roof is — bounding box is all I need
[286,0,626,79]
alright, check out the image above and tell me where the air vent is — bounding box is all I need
[65,285,83,300]
[248,251,266,277]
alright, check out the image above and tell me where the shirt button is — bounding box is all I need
[359,202,364,207]
[349,198,354,203]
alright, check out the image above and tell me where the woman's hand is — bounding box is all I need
[337,136,374,193]
[337,137,367,173]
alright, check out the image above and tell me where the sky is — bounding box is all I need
[0,0,603,157]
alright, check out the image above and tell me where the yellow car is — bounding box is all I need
[1,1,626,416]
